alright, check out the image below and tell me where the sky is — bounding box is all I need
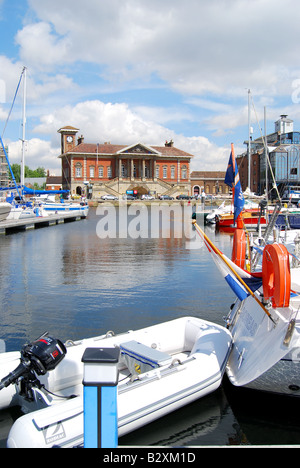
[1,0,300,175]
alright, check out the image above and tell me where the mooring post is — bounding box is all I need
[82,347,120,448]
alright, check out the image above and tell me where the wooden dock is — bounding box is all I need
[0,212,87,235]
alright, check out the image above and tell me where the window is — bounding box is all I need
[156,165,160,178]
[171,166,175,179]
[107,166,112,178]
[181,165,187,179]
[163,166,167,178]
[89,166,95,178]
[98,166,104,178]
[75,164,82,178]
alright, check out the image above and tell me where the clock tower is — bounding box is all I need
[58,126,79,154]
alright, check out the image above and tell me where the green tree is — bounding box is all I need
[9,164,46,182]
[10,164,21,182]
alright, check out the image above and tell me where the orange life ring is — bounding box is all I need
[262,243,291,308]
[231,228,246,268]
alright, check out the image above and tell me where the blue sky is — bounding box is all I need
[1,0,300,174]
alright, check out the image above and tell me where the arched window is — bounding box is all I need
[75,163,82,178]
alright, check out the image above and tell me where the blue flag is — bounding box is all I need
[225,145,244,223]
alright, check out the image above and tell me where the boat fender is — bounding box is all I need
[262,243,291,308]
[231,228,246,269]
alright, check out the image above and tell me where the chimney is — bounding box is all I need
[77,135,84,145]
[165,139,174,147]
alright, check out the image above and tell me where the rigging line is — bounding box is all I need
[250,93,281,201]
[1,67,25,139]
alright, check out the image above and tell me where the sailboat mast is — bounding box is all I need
[264,106,268,201]
[21,66,27,193]
[247,88,251,189]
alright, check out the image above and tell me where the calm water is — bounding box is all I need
[0,206,300,447]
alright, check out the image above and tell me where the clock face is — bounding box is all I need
[66,136,73,143]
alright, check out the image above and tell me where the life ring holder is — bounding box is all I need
[231,228,246,269]
[262,243,291,308]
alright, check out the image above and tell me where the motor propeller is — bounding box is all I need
[0,333,66,391]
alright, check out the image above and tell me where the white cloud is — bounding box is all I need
[15,22,72,72]
[21,0,300,99]
[2,0,300,177]
[6,138,60,175]
[1,99,230,174]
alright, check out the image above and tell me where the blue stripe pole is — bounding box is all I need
[82,347,119,448]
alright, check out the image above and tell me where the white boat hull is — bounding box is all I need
[0,316,232,448]
[225,295,300,396]
[41,202,89,217]
[0,202,11,221]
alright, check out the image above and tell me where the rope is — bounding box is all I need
[1,67,25,139]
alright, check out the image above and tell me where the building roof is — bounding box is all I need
[60,142,193,158]
[46,176,62,185]
[58,126,80,132]
[191,171,226,179]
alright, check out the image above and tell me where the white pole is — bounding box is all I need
[21,67,27,193]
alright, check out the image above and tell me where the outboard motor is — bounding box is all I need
[0,333,66,393]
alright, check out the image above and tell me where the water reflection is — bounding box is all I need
[0,207,300,446]
[0,207,234,351]
[120,388,248,447]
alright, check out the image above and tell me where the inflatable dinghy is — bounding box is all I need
[0,316,232,448]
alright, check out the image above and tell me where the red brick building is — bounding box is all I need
[190,171,229,196]
[236,152,260,193]
[58,126,193,199]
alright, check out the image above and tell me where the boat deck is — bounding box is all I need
[0,211,87,235]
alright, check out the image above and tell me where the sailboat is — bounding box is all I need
[0,68,87,219]
[193,145,300,397]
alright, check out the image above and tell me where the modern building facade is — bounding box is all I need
[58,126,193,199]
[237,115,300,198]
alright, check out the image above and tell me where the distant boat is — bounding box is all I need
[216,208,267,229]
[205,201,231,224]
[30,196,89,217]
[1,68,74,218]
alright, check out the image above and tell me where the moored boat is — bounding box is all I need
[0,202,11,221]
[40,199,89,217]
[0,316,232,448]
[194,220,300,397]
[192,144,300,398]
[216,209,268,229]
